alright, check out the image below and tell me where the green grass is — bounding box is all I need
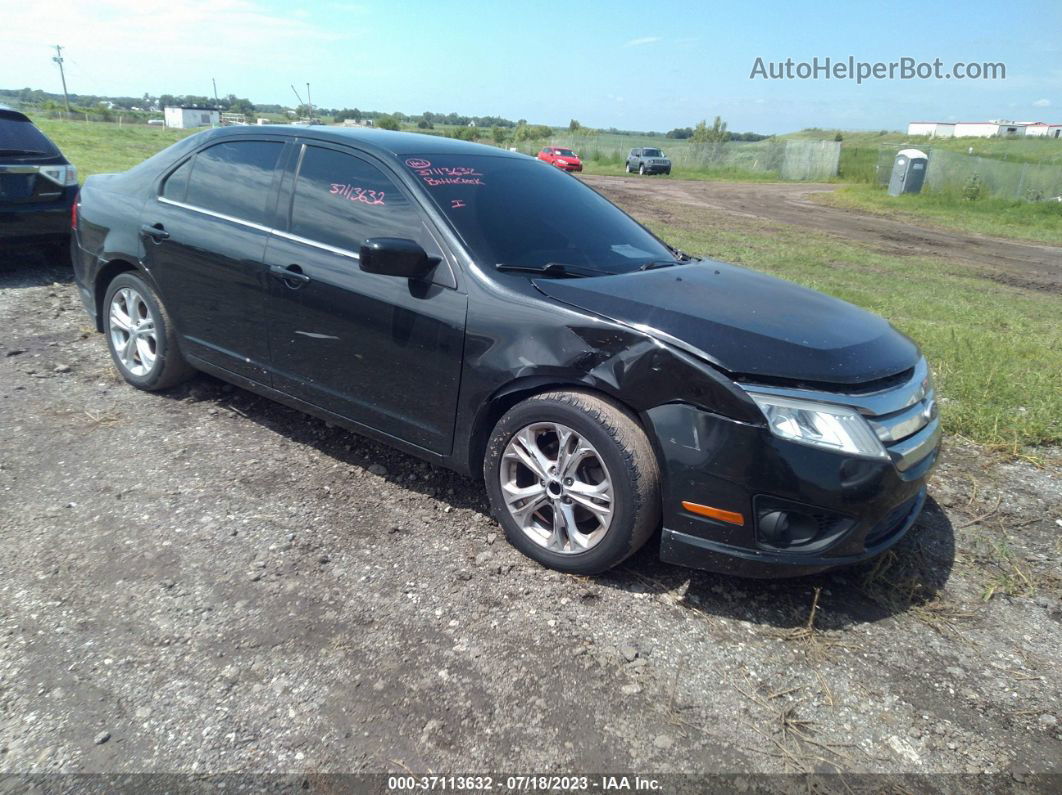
[33,117,198,179]
[816,184,1062,246]
[642,203,1062,450]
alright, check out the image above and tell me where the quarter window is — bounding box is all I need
[183,140,283,225]
[161,158,192,202]
[290,146,420,253]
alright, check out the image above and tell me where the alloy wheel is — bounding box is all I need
[499,422,614,554]
[109,286,158,377]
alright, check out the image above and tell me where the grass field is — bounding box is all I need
[34,118,197,179]
[645,203,1061,451]
[816,184,1062,246]
[37,118,1060,451]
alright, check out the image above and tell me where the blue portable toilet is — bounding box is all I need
[888,148,928,196]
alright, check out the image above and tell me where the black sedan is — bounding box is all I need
[73,126,940,577]
[0,106,79,259]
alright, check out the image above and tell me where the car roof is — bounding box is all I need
[207,124,527,161]
[0,107,33,123]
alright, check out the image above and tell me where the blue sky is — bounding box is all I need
[3,0,1060,133]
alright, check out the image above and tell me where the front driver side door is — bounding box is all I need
[263,143,467,455]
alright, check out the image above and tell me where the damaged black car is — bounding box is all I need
[72,127,940,576]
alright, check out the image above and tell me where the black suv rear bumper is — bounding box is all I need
[0,187,76,248]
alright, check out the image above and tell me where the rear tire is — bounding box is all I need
[103,272,194,391]
[484,390,661,575]
[625,162,632,173]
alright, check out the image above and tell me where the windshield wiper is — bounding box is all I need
[495,262,615,278]
[639,260,682,271]
[0,148,49,156]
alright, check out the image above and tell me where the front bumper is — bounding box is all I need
[646,402,940,578]
[555,162,582,172]
[641,163,671,174]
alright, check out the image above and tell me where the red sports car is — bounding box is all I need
[537,146,583,172]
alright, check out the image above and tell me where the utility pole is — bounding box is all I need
[52,45,70,114]
[306,82,313,120]
[212,77,219,106]
[290,84,306,119]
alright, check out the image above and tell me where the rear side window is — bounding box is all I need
[290,145,421,253]
[184,140,283,225]
[0,117,59,156]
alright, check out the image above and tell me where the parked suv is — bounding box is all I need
[73,127,939,577]
[626,147,671,175]
[0,107,78,259]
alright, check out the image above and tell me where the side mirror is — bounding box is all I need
[359,238,438,279]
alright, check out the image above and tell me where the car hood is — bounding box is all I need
[555,154,580,161]
[533,260,920,385]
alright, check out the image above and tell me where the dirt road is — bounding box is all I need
[582,176,1062,292]
[0,246,1060,781]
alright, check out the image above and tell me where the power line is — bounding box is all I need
[52,45,70,113]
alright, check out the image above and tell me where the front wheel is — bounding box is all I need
[484,390,661,574]
[638,164,646,175]
[103,272,194,391]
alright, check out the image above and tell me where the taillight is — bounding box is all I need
[71,191,79,230]
[39,164,79,187]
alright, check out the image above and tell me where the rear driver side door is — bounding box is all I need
[263,143,467,455]
[145,138,285,382]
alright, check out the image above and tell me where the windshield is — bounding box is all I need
[0,117,59,156]
[555,149,576,157]
[405,154,675,273]
[642,148,663,157]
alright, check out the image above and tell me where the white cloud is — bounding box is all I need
[624,36,661,47]
[1032,98,1052,107]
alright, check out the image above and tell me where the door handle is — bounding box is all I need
[140,223,170,241]
[270,263,311,287]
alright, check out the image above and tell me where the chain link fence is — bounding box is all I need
[526,137,841,180]
[873,147,1062,201]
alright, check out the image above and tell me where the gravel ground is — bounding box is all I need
[0,254,1060,782]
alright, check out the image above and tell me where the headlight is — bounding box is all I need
[749,393,887,459]
[39,165,78,186]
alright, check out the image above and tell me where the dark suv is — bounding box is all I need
[0,107,78,259]
[626,147,671,175]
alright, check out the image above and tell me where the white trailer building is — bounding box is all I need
[907,122,955,137]
[163,106,220,129]
[907,120,1039,138]
[1023,122,1062,138]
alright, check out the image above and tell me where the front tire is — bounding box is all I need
[638,164,646,175]
[484,390,661,574]
[103,272,194,391]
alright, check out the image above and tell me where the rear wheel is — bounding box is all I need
[625,162,632,173]
[104,272,194,391]
[484,390,661,574]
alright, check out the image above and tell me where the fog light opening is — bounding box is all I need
[757,510,818,548]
